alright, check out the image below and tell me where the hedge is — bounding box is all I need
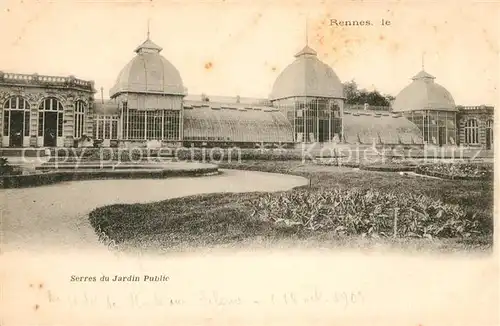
[0,167,219,189]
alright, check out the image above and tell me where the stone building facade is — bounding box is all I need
[0,72,95,148]
[457,105,494,149]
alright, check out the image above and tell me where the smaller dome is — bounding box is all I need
[270,45,344,101]
[392,70,455,112]
[110,38,185,98]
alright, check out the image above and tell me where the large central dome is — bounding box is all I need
[270,45,344,101]
[109,38,185,98]
[392,70,455,112]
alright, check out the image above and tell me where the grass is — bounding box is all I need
[221,161,493,211]
[88,160,494,253]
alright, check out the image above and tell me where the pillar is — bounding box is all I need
[29,97,39,148]
[63,96,75,147]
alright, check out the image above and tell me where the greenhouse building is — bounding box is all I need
[0,35,494,149]
[392,70,458,146]
[93,37,429,148]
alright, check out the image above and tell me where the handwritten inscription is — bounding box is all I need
[46,289,365,309]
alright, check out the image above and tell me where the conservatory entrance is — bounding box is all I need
[2,96,30,147]
[438,126,446,147]
[8,111,24,147]
[38,97,64,147]
[43,112,58,147]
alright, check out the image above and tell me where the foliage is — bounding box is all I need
[0,157,14,176]
[342,80,394,106]
[249,188,491,239]
[416,162,493,180]
[48,148,313,162]
[218,160,493,213]
[359,164,417,172]
[0,167,218,189]
[175,148,312,161]
[50,148,145,162]
[87,160,493,251]
[315,157,418,171]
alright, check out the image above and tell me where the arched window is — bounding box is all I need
[74,100,86,138]
[2,96,31,147]
[464,118,479,145]
[38,98,64,146]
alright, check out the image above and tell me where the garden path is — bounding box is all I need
[1,169,308,252]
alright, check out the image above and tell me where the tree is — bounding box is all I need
[342,80,393,107]
[342,80,359,104]
[201,93,210,102]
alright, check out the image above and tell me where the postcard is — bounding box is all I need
[0,0,498,325]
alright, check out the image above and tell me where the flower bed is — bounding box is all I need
[416,163,493,180]
[175,148,315,162]
[316,158,417,171]
[50,148,153,162]
[250,188,491,239]
[360,164,417,172]
[49,148,317,162]
[315,158,360,168]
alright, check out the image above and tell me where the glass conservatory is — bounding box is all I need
[271,97,343,143]
[182,102,293,145]
[404,110,457,146]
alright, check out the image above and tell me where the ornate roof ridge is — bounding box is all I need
[134,38,163,54]
[412,70,435,81]
[294,45,317,57]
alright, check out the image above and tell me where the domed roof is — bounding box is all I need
[392,70,455,112]
[270,45,344,101]
[109,38,185,98]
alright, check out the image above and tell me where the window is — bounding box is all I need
[128,110,146,140]
[24,111,30,136]
[3,96,31,137]
[97,119,105,139]
[163,110,180,140]
[39,97,64,138]
[146,110,163,140]
[40,98,64,111]
[3,111,9,136]
[111,120,118,139]
[38,112,44,136]
[95,115,119,140]
[57,112,63,137]
[74,100,86,138]
[464,118,479,144]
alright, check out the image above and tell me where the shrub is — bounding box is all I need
[49,148,147,162]
[0,157,14,176]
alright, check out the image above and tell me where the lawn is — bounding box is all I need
[88,160,494,254]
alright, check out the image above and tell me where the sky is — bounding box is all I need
[0,0,498,106]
